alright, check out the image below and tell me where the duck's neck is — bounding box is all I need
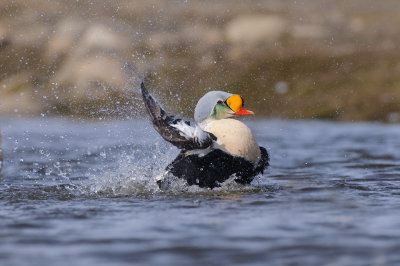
[199,118,224,130]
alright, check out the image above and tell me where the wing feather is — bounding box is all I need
[141,82,216,150]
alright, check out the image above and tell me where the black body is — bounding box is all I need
[160,147,269,189]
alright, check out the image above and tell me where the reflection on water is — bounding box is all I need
[0,118,400,265]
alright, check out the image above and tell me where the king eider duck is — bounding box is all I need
[141,82,269,189]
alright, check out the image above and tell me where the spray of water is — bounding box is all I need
[84,143,255,197]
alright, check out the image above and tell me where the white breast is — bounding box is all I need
[201,119,260,164]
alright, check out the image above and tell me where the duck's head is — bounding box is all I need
[194,91,253,123]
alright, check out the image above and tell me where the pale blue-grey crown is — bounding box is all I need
[194,91,233,123]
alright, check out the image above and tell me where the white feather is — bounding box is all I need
[171,120,210,144]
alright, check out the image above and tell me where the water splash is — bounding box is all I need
[85,144,265,197]
[87,140,171,196]
[0,117,271,199]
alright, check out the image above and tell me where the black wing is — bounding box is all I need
[141,82,216,150]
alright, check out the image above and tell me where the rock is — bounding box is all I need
[350,18,365,33]
[48,23,130,105]
[11,24,50,48]
[0,23,9,49]
[291,24,328,39]
[147,32,179,50]
[46,22,128,60]
[46,18,86,58]
[79,24,129,53]
[0,72,41,115]
[224,15,287,44]
[181,25,221,46]
[52,55,128,100]
[147,26,220,51]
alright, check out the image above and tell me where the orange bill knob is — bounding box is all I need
[226,94,254,115]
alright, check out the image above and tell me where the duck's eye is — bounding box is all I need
[217,100,223,104]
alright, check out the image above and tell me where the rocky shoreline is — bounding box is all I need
[0,0,399,121]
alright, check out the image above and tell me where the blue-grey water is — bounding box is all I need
[1,117,400,266]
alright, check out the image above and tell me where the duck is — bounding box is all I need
[141,82,269,189]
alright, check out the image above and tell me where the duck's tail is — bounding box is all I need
[255,146,269,174]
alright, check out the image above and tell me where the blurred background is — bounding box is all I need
[0,0,399,121]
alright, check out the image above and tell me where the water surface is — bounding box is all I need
[0,118,399,266]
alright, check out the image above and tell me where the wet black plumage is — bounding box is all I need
[160,147,269,189]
